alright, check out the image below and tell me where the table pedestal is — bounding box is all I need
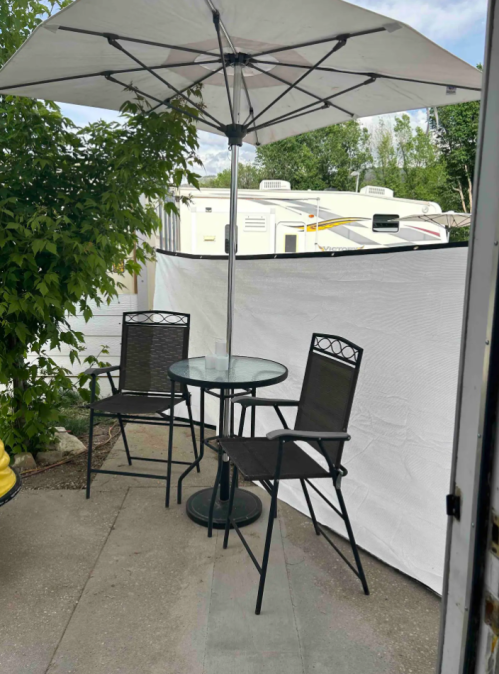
[169,357,288,532]
[186,486,262,529]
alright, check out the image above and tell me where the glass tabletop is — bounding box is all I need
[168,356,288,389]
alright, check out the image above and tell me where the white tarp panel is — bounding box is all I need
[0,0,481,145]
[154,247,467,592]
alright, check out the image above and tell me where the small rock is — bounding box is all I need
[50,431,86,456]
[36,450,65,467]
[12,453,37,472]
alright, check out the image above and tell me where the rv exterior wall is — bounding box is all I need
[178,187,444,255]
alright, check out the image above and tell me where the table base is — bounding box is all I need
[186,487,262,529]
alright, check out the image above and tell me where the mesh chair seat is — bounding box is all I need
[90,394,174,415]
[219,438,329,481]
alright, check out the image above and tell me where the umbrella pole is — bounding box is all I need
[226,143,239,358]
[220,141,238,497]
[221,63,243,499]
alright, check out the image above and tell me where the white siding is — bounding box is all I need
[45,294,138,376]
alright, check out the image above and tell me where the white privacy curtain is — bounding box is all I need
[154,247,468,592]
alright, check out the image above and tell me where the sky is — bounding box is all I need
[59,0,488,177]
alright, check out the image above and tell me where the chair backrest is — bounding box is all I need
[294,334,363,468]
[118,311,190,394]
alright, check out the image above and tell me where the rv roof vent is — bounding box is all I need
[360,185,394,198]
[259,180,291,191]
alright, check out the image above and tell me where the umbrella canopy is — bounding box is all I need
[0,0,481,147]
[396,212,472,229]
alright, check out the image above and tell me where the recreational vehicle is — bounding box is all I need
[158,182,446,255]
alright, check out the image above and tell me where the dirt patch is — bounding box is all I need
[21,423,121,491]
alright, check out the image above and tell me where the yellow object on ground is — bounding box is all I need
[0,439,21,507]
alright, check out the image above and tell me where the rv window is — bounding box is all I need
[285,234,297,253]
[373,214,399,233]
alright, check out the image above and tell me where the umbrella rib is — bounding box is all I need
[251,27,386,58]
[249,62,354,118]
[251,105,331,131]
[250,38,348,126]
[106,74,223,131]
[241,74,260,145]
[148,65,225,113]
[252,59,482,92]
[212,11,235,125]
[58,26,216,57]
[106,37,224,127]
[248,77,375,132]
[0,61,222,93]
[205,0,237,54]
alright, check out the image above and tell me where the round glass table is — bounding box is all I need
[169,356,288,533]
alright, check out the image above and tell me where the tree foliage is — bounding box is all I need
[370,114,449,205]
[431,98,480,212]
[202,162,262,189]
[0,1,201,453]
[255,121,372,191]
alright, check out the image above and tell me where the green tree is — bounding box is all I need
[370,118,402,194]
[370,114,456,209]
[255,121,372,191]
[0,2,201,454]
[431,95,481,212]
[394,114,448,203]
[202,162,262,188]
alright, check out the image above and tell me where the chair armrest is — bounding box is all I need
[266,429,351,442]
[232,396,300,408]
[83,365,120,376]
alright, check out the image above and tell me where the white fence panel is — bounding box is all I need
[154,247,468,592]
[35,295,138,398]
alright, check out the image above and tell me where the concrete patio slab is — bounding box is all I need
[203,500,303,674]
[91,423,217,494]
[279,503,440,674]
[46,487,216,674]
[1,423,441,674]
[0,490,126,674]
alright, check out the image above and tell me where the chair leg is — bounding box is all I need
[238,407,247,437]
[178,388,205,505]
[186,394,200,473]
[300,479,320,535]
[208,451,223,538]
[255,479,280,615]
[117,414,132,466]
[165,388,175,508]
[86,409,95,499]
[223,466,238,549]
[335,484,369,596]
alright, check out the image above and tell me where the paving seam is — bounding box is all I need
[43,487,130,674]
[281,521,306,674]
[202,529,219,674]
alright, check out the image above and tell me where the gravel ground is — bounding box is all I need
[21,423,121,490]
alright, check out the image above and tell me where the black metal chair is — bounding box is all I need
[85,311,199,507]
[220,333,369,615]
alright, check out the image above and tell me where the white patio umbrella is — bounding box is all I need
[397,212,472,229]
[0,0,481,356]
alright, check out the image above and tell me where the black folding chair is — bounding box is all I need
[85,311,199,507]
[220,333,369,615]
